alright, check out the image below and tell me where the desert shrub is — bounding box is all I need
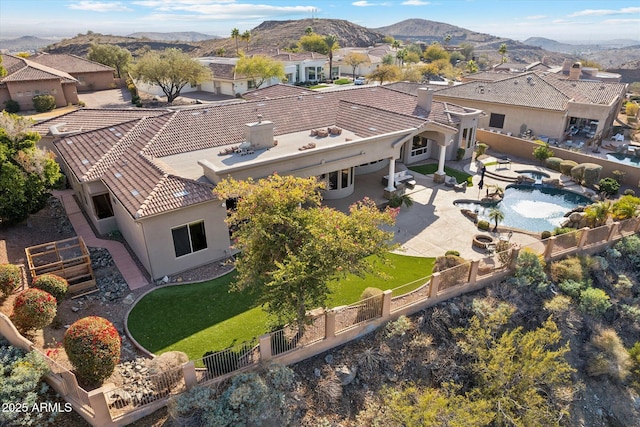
[586,329,631,382]
[541,230,552,239]
[356,287,383,323]
[477,220,490,231]
[620,305,640,323]
[559,159,578,176]
[550,257,583,283]
[3,99,20,113]
[624,189,635,196]
[626,102,639,117]
[356,348,383,374]
[512,250,548,292]
[456,148,466,161]
[11,288,57,332]
[614,235,640,268]
[553,227,575,236]
[570,164,585,183]
[445,250,460,256]
[582,163,603,188]
[630,342,640,390]
[0,264,22,297]
[545,156,562,171]
[64,316,121,385]
[388,193,413,208]
[386,315,412,338]
[598,177,620,196]
[169,365,295,426]
[614,274,634,297]
[533,143,554,163]
[558,279,586,299]
[0,338,58,426]
[544,295,573,315]
[612,170,626,184]
[32,94,56,112]
[316,366,343,407]
[148,351,189,392]
[475,143,488,156]
[579,288,611,315]
[32,274,68,303]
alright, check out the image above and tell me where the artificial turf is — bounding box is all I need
[127,253,434,361]
[409,163,473,185]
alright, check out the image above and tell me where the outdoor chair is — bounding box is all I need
[444,176,457,187]
[454,181,467,192]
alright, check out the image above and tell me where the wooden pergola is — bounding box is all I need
[25,236,96,293]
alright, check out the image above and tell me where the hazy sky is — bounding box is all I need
[1,0,639,42]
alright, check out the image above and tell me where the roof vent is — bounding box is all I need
[81,159,89,165]
[514,80,518,85]
[66,139,73,145]
[114,172,122,178]
[115,132,122,137]
[131,189,139,196]
[174,190,189,198]
[109,128,116,132]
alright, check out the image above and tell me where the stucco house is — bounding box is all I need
[33,85,482,280]
[29,53,116,91]
[433,71,627,142]
[0,53,79,110]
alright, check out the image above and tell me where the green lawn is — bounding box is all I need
[409,163,473,186]
[127,253,434,360]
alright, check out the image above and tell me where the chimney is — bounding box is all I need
[245,115,274,150]
[562,59,572,74]
[541,56,550,66]
[417,87,433,113]
[569,62,581,80]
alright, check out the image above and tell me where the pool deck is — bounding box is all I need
[324,154,577,261]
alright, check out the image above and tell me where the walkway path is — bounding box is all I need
[53,190,149,290]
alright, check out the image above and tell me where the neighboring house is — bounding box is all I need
[33,86,482,279]
[0,53,79,110]
[433,71,627,141]
[30,53,116,91]
[334,44,393,78]
[490,58,622,83]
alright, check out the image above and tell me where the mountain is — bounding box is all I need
[374,18,568,65]
[43,33,199,58]
[0,35,60,53]
[127,32,219,42]
[193,18,386,57]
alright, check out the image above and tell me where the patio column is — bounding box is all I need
[436,143,447,176]
[433,137,454,184]
[385,157,396,192]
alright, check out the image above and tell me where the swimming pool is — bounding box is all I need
[606,152,640,166]
[455,184,592,233]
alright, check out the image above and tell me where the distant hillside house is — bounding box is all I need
[334,45,395,78]
[30,53,116,91]
[488,58,622,84]
[32,86,482,279]
[0,53,79,111]
[434,71,627,141]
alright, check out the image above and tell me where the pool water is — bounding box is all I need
[516,170,550,184]
[606,153,640,166]
[455,184,592,233]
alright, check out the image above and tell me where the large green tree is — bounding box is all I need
[368,64,401,85]
[132,48,209,103]
[343,52,368,77]
[87,43,132,78]
[214,174,396,335]
[298,33,329,54]
[0,112,61,224]
[234,55,285,89]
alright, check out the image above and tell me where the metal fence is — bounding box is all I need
[106,366,186,418]
[194,340,259,384]
[436,261,471,292]
[551,229,582,256]
[389,276,432,313]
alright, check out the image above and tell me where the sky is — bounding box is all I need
[1,0,639,43]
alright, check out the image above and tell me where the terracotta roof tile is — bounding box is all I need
[0,54,77,83]
[30,53,114,73]
[243,84,315,100]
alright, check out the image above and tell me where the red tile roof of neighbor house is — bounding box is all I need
[0,54,77,83]
[38,85,463,218]
[30,53,115,73]
[242,83,315,100]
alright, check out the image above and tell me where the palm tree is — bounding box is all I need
[231,28,240,55]
[324,34,339,81]
[585,201,612,227]
[612,195,640,220]
[498,43,508,63]
[215,47,226,57]
[241,30,251,51]
[396,48,407,67]
[392,39,400,51]
[444,34,452,47]
[488,208,504,232]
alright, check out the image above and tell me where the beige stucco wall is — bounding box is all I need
[0,87,10,107]
[110,195,152,275]
[433,95,567,140]
[138,201,231,279]
[5,79,68,110]
[62,83,78,105]
[73,71,115,92]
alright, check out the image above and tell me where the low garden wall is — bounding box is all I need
[2,218,640,426]
[477,130,640,188]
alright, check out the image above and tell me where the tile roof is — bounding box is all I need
[0,54,76,83]
[208,62,239,80]
[45,85,473,218]
[462,71,515,82]
[539,73,626,105]
[30,53,115,73]
[243,84,315,100]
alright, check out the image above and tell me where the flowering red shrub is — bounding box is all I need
[11,288,57,331]
[0,264,22,297]
[64,316,121,385]
[32,274,68,303]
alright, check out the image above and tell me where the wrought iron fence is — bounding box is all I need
[389,275,431,313]
[195,340,259,384]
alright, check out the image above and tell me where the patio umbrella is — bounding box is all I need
[478,166,486,190]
